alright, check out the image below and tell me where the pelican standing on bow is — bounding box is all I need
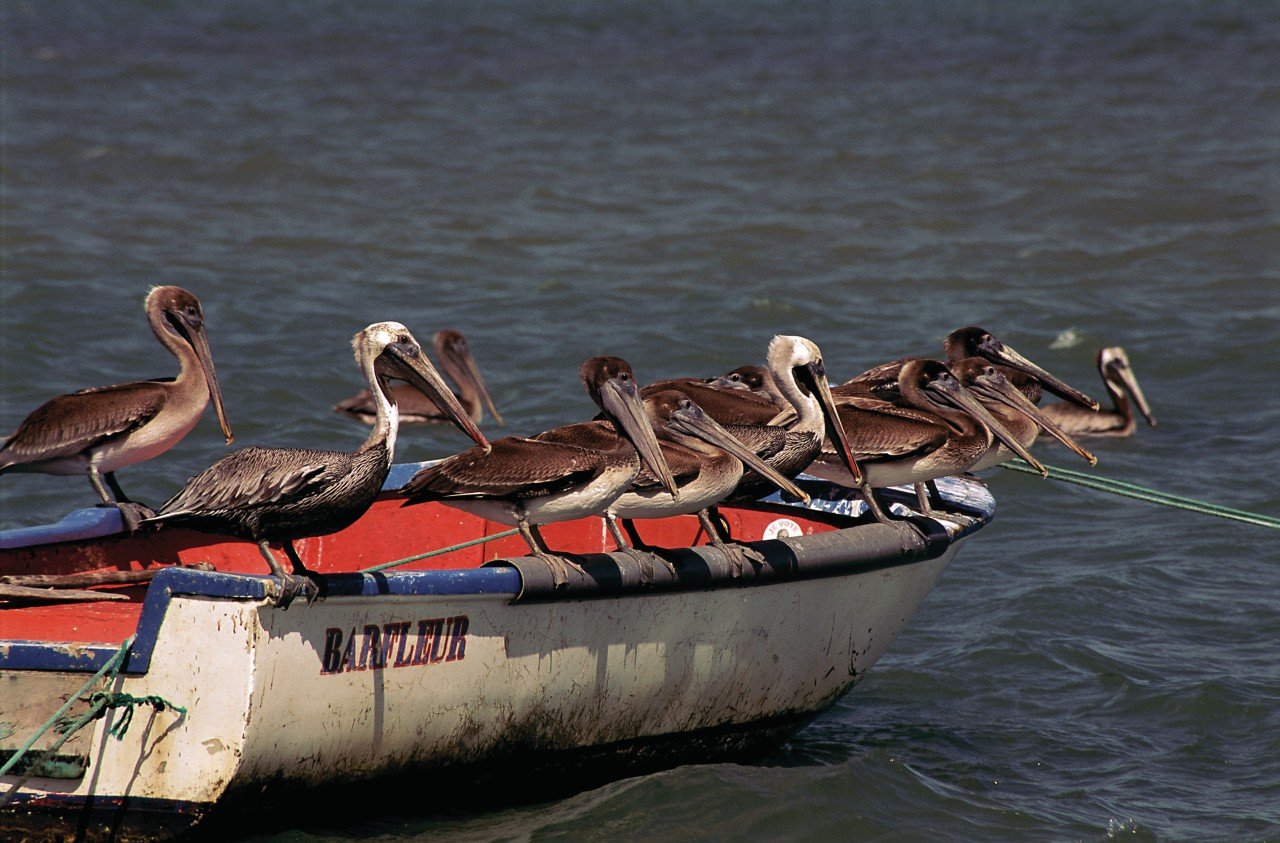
[1038,347,1156,438]
[644,335,863,502]
[401,356,678,587]
[332,328,503,427]
[808,358,1049,523]
[838,326,1100,412]
[606,390,810,557]
[946,357,1097,471]
[144,323,489,608]
[0,286,233,531]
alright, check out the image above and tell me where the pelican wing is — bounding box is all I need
[641,380,777,426]
[629,444,702,492]
[155,447,331,517]
[829,402,948,461]
[0,381,168,466]
[402,438,603,500]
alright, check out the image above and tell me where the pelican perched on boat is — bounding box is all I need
[1038,347,1156,438]
[401,356,678,587]
[807,358,1048,523]
[946,357,1097,470]
[144,323,488,608]
[838,326,1100,412]
[708,364,785,409]
[643,335,863,500]
[332,328,503,427]
[605,390,809,560]
[0,286,233,531]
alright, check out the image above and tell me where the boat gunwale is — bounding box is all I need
[1,469,995,676]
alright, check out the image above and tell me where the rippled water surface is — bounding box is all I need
[2,1,1278,840]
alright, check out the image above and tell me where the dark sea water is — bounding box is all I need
[2,1,1278,840]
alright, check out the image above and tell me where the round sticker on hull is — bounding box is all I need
[763,518,803,540]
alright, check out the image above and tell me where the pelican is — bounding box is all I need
[400,356,679,587]
[605,390,810,558]
[332,328,503,426]
[807,358,1049,523]
[1039,347,1156,438]
[0,286,233,531]
[838,326,1100,411]
[144,323,488,608]
[708,365,785,409]
[643,335,863,500]
[946,357,1097,470]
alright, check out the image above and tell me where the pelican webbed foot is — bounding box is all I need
[603,512,676,581]
[97,501,157,534]
[696,508,767,578]
[517,519,584,589]
[912,481,978,527]
[259,541,323,609]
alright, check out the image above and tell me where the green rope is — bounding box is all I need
[0,636,136,807]
[360,527,521,573]
[67,692,188,741]
[1000,459,1280,530]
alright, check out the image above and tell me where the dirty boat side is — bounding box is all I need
[0,465,994,840]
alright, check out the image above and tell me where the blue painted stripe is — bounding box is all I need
[1,565,521,674]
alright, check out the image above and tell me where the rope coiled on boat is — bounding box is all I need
[0,635,186,807]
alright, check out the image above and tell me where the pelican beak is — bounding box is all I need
[451,343,504,427]
[388,344,490,453]
[982,338,1100,412]
[670,400,810,504]
[800,362,863,486]
[183,321,234,445]
[975,373,1097,465]
[932,376,1049,477]
[1113,360,1157,428]
[601,374,680,500]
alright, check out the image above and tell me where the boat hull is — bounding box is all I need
[1,470,993,840]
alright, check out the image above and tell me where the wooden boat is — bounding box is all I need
[0,462,995,841]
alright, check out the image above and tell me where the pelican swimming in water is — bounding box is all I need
[1038,347,1156,438]
[605,390,810,559]
[0,286,233,531]
[807,358,1049,523]
[144,322,488,608]
[401,356,678,587]
[643,335,863,501]
[838,326,1100,412]
[332,328,503,427]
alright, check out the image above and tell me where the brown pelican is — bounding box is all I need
[643,335,863,499]
[807,358,1049,523]
[838,326,1100,411]
[400,357,679,587]
[144,323,488,608]
[946,357,1097,470]
[708,365,785,409]
[1038,347,1156,438]
[605,390,810,556]
[332,328,503,426]
[0,286,233,531]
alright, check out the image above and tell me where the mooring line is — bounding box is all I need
[360,528,522,573]
[1000,459,1280,530]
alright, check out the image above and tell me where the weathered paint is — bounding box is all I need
[0,474,994,839]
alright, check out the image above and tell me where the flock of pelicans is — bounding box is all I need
[0,287,1155,606]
